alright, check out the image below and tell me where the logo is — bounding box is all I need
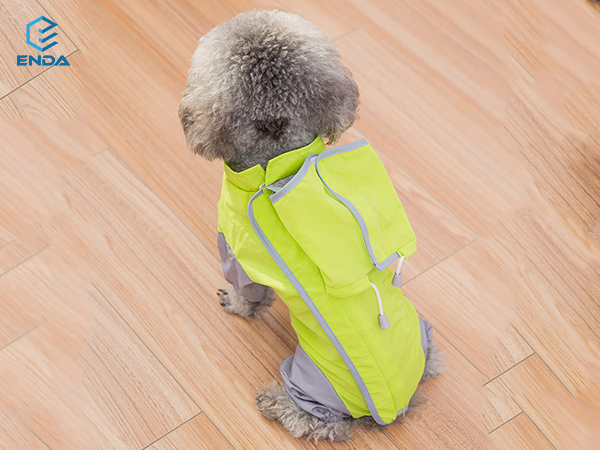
[27,16,58,52]
[17,16,70,67]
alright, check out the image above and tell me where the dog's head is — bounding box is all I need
[179,10,359,170]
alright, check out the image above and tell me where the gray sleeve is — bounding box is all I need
[217,231,269,303]
[280,344,352,423]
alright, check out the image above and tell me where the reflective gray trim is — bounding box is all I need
[247,186,392,425]
[266,174,294,193]
[270,154,318,203]
[377,251,401,271]
[318,138,368,161]
[313,155,383,268]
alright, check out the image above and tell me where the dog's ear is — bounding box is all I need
[315,67,360,145]
[178,101,235,161]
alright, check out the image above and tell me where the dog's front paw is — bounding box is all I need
[217,283,239,315]
[216,283,274,319]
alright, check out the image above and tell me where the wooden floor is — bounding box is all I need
[1,0,599,448]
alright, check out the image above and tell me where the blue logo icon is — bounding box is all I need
[26,16,58,52]
[18,16,70,66]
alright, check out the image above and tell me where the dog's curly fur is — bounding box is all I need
[179,9,359,172]
[180,9,445,442]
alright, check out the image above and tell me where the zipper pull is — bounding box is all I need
[392,255,405,287]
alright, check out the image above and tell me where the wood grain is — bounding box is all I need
[328,0,517,134]
[488,355,600,449]
[88,0,225,85]
[385,333,492,449]
[490,413,554,450]
[402,242,534,379]
[0,245,93,450]
[0,50,82,119]
[483,378,522,432]
[0,224,13,249]
[86,287,200,450]
[1,0,599,448]
[0,122,65,258]
[148,414,233,450]
[81,1,225,257]
[0,410,50,450]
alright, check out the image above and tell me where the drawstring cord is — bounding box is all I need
[392,255,405,287]
[371,282,390,329]
[395,255,405,276]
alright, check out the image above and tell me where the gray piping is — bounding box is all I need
[314,148,395,270]
[247,185,392,425]
[319,138,368,160]
[270,153,318,203]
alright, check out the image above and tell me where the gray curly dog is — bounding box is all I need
[179,9,446,442]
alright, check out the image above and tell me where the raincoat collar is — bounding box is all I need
[223,135,326,192]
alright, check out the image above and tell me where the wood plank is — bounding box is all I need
[402,241,534,379]
[88,0,225,85]
[88,0,356,84]
[148,414,234,450]
[335,29,530,233]
[0,241,36,277]
[525,0,600,125]
[487,355,600,449]
[384,332,492,449]
[0,50,81,119]
[490,413,554,450]
[328,0,517,134]
[0,0,77,98]
[483,378,522,433]
[0,244,92,450]
[81,1,224,257]
[12,117,106,167]
[0,117,99,275]
[0,122,66,257]
[0,410,49,450]
[0,224,13,249]
[87,287,200,450]
[483,156,600,394]
[0,257,41,348]
[0,241,201,450]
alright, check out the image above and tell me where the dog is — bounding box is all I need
[179,10,446,442]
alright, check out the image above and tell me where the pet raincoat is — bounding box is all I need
[217,136,430,424]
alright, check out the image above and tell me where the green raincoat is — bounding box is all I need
[217,135,426,424]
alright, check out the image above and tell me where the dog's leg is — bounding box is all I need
[217,283,275,319]
[421,341,447,382]
[350,384,426,430]
[256,381,352,442]
[352,342,446,431]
